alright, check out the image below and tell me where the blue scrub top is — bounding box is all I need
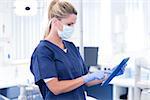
[30,40,88,100]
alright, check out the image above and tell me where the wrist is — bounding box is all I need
[82,74,93,83]
[82,74,89,83]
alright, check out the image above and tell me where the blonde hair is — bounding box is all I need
[44,0,77,38]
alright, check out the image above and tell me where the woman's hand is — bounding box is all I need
[104,64,127,76]
[82,70,105,83]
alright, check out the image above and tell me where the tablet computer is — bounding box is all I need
[101,57,130,86]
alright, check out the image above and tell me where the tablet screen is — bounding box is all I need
[101,57,130,86]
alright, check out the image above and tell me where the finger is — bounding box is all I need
[103,74,109,81]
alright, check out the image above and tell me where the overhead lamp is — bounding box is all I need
[14,0,38,16]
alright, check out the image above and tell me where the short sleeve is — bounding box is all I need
[30,47,58,84]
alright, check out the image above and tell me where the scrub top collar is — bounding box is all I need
[40,39,68,54]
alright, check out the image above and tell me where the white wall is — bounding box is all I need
[0,0,150,66]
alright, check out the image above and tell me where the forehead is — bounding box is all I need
[61,14,77,24]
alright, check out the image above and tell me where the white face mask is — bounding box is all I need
[58,25,74,40]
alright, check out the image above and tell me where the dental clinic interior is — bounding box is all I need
[0,0,150,100]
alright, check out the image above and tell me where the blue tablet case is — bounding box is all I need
[101,57,130,86]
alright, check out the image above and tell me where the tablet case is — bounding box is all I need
[101,57,130,86]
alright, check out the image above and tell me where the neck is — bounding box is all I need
[45,31,64,49]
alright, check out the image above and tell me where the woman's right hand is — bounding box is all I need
[82,71,105,83]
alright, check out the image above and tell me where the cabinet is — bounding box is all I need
[0,10,12,63]
[111,78,135,100]
[86,84,113,100]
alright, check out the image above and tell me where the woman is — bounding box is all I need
[30,0,124,99]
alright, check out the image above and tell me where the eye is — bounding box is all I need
[67,23,72,26]
[66,22,75,26]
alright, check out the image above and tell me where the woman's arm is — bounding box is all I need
[46,77,84,95]
[85,80,103,87]
[46,70,106,95]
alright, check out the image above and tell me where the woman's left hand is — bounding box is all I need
[104,64,127,76]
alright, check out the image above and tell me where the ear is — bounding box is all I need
[51,18,63,31]
[51,18,59,25]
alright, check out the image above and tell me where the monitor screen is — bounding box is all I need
[76,47,99,67]
[84,47,98,67]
